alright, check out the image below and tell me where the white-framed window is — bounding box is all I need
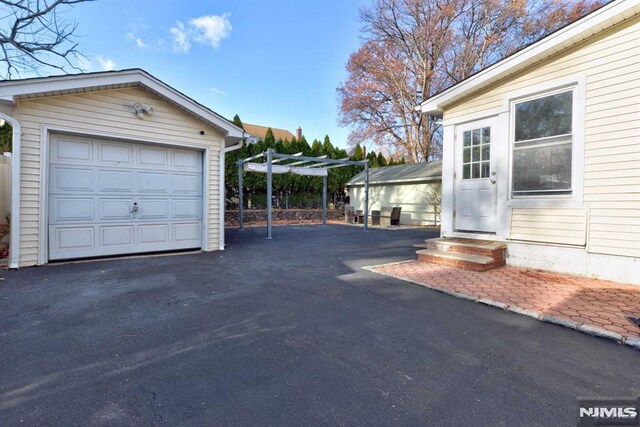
[510,85,580,202]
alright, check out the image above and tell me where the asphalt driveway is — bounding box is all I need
[1,225,638,426]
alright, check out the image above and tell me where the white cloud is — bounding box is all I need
[190,13,232,48]
[126,31,148,49]
[97,56,116,71]
[170,21,191,53]
[208,87,226,96]
[170,13,231,53]
[76,54,91,71]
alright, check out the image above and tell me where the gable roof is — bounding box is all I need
[243,123,296,141]
[420,0,640,115]
[347,161,442,186]
[0,68,245,145]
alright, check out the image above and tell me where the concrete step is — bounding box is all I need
[416,248,506,272]
[425,237,506,259]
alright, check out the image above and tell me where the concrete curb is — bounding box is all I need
[365,264,640,351]
[541,314,579,330]
[578,324,623,343]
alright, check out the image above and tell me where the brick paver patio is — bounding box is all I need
[369,261,640,346]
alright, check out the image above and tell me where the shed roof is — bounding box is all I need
[347,161,442,186]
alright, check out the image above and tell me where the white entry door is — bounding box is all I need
[48,134,203,260]
[454,118,498,233]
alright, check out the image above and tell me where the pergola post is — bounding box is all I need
[322,175,328,225]
[237,160,244,230]
[266,148,273,239]
[363,162,369,232]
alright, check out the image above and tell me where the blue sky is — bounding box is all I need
[68,0,369,148]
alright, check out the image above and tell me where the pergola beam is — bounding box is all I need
[237,149,369,239]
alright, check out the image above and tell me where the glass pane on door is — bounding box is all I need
[462,126,490,180]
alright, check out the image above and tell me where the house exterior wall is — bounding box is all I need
[349,181,441,226]
[14,87,225,266]
[440,15,639,284]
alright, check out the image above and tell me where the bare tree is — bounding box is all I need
[338,0,603,163]
[0,0,94,78]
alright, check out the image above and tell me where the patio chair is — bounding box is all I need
[379,207,393,226]
[390,207,402,226]
[371,210,381,226]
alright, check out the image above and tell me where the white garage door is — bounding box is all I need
[48,134,203,260]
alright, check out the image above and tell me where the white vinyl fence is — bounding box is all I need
[0,153,11,224]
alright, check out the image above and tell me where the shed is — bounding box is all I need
[0,69,245,267]
[347,161,442,226]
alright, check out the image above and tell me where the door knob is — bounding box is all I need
[130,202,139,213]
[490,171,496,184]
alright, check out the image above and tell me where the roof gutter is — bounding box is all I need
[218,131,245,250]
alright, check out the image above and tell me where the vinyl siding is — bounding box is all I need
[445,15,640,256]
[510,208,586,246]
[16,87,225,266]
[349,182,441,226]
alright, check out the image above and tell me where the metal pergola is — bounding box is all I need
[237,148,370,239]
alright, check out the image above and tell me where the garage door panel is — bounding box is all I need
[174,223,200,243]
[54,138,92,163]
[139,147,168,167]
[173,199,201,218]
[52,167,94,192]
[99,170,134,192]
[173,174,202,195]
[100,199,134,220]
[54,226,95,250]
[49,134,203,260]
[101,225,134,247]
[138,172,169,193]
[173,150,201,170]
[138,199,169,219]
[53,198,94,222]
[99,143,133,166]
[139,224,169,245]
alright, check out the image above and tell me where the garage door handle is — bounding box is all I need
[130,202,139,213]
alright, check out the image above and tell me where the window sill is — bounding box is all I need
[507,197,582,208]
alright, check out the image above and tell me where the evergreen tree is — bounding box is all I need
[311,140,323,157]
[367,151,379,168]
[0,122,12,152]
[264,128,276,148]
[322,135,334,157]
[232,114,244,130]
[399,157,406,164]
[352,144,364,161]
[377,152,387,167]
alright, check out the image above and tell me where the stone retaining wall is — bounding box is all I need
[225,209,343,227]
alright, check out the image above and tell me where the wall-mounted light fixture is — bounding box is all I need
[133,103,154,119]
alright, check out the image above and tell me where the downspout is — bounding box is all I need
[0,111,21,268]
[218,131,245,250]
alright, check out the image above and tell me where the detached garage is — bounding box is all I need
[0,69,245,268]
